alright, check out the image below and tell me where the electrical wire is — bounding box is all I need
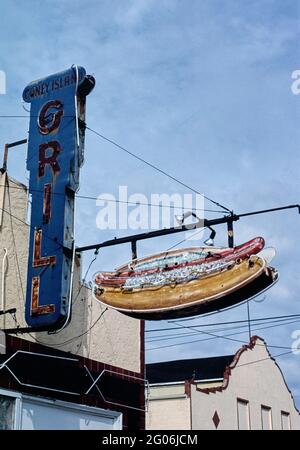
[147,318,300,351]
[0,115,76,118]
[145,317,300,343]
[233,349,296,369]
[31,251,100,344]
[171,318,300,350]
[146,317,297,342]
[7,180,26,304]
[4,183,97,347]
[72,252,99,306]
[0,120,231,213]
[2,120,297,359]
[146,349,296,381]
[4,190,298,364]
[86,126,231,213]
[30,252,100,345]
[156,291,270,323]
[0,184,224,214]
[145,313,300,334]
[37,307,108,347]
[0,201,64,250]
[149,349,296,377]
[5,184,298,352]
[5,186,49,346]
[165,227,206,252]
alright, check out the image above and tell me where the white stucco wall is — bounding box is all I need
[146,338,300,430]
[0,175,142,373]
[146,384,191,430]
[191,338,300,430]
[0,174,28,331]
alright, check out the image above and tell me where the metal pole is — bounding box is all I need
[76,204,300,254]
[2,144,9,173]
[247,300,251,342]
[227,219,234,248]
[238,204,300,218]
[1,139,28,173]
[131,240,137,261]
[76,215,240,253]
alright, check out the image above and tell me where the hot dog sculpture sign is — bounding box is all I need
[93,238,278,320]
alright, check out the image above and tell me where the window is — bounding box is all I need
[0,389,122,430]
[21,397,122,430]
[0,395,15,430]
[281,411,291,430]
[261,405,272,430]
[237,399,250,430]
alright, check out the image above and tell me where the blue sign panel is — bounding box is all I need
[23,66,95,328]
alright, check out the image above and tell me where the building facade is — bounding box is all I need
[146,336,300,430]
[0,174,145,429]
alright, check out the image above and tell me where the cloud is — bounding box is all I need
[0,0,299,408]
[116,0,158,27]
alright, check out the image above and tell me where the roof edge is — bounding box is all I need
[194,335,300,415]
[195,335,258,395]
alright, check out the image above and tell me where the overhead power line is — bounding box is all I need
[86,126,232,213]
[0,197,64,250]
[147,318,300,351]
[0,115,232,212]
[72,253,99,306]
[234,350,295,369]
[33,307,108,348]
[165,227,206,251]
[0,115,76,118]
[171,318,300,351]
[0,206,63,249]
[0,184,224,214]
[146,313,300,333]
[146,317,299,343]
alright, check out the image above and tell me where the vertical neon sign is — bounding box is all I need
[23,67,95,328]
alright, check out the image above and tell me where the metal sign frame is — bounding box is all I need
[22,66,95,330]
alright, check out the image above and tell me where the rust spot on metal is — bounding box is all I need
[33,229,56,267]
[31,276,55,316]
[31,276,39,310]
[38,100,64,135]
[43,183,52,224]
[38,141,61,177]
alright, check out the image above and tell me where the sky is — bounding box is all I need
[0,0,300,409]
